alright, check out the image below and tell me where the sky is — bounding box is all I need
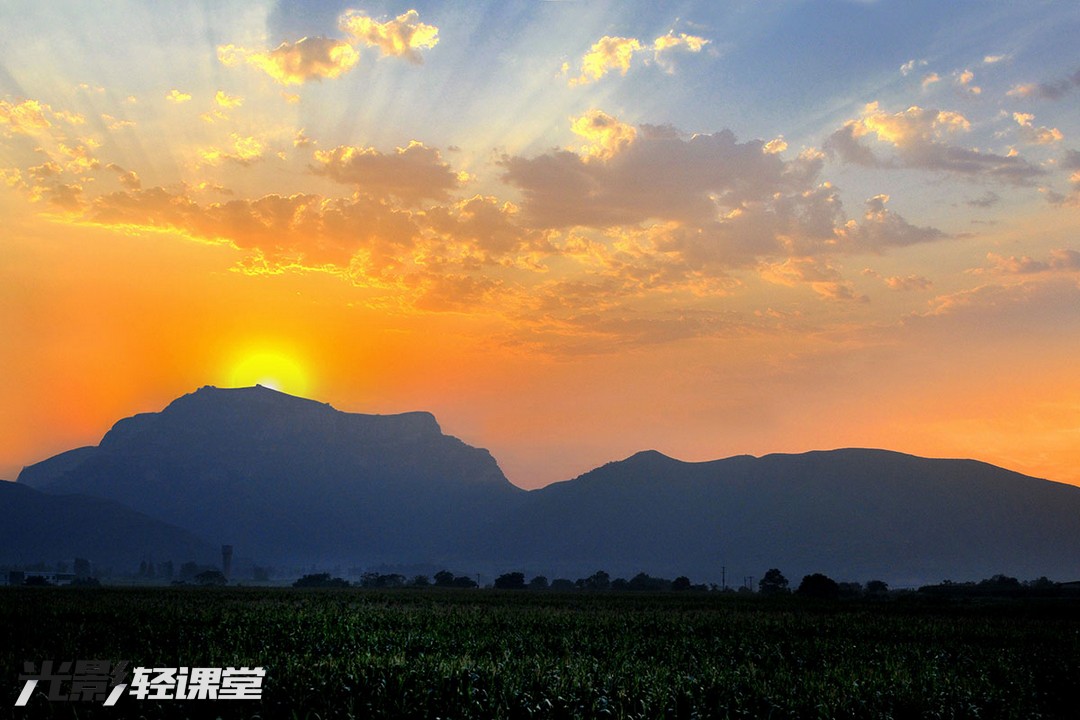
[1,0,1079,490]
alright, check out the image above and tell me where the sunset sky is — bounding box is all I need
[2,1,1079,489]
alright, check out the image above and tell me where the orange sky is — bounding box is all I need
[2,3,1079,489]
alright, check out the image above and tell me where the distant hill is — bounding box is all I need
[0,480,215,571]
[19,385,523,567]
[493,448,1080,585]
[13,386,1080,585]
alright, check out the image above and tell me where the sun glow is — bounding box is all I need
[228,351,310,396]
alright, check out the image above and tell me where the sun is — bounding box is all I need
[228,350,310,396]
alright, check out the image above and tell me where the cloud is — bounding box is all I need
[826,101,1045,184]
[1006,69,1080,100]
[215,91,243,109]
[956,69,980,95]
[570,36,644,85]
[218,37,360,85]
[982,249,1080,275]
[900,59,927,76]
[294,129,313,148]
[759,257,866,302]
[833,194,945,252]
[569,30,707,85]
[85,187,421,271]
[165,90,192,103]
[55,142,99,175]
[884,274,933,291]
[27,160,62,180]
[101,114,136,131]
[199,134,265,166]
[424,195,549,265]
[105,162,141,189]
[313,141,461,204]
[763,137,788,155]
[983,54,1010,65]
[1012,112,1063,145]
[965,191,1000,208]
[652,31,708,71]
[36,182,83,210]
[1063,149,1080,170]
[503,114,946,280]
[570,109,637,160]
[339,9,439,63]
[0,98,84,137]
[502,118,805,229]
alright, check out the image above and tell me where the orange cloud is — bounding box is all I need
[982,249,1080,275]
[85,187,420,272]
[1012,112,1063,145]
[165,89,192,103]
[339,9,439,63]
[0,98,84,137]
[218,37,360,85]
[199,134,265,166]
[883,274,933,291]
[570,36,643,85]
[215,90,243,109]
[570,30,708,85]
[313,141,460,204]
[105,163,141,190]
[826,102,1044,184]
[570,110,637,159]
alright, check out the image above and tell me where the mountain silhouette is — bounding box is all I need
[0,480,215,570]
[12,386,1080,584]
[494,448,1080,585]
[19,385,522,567]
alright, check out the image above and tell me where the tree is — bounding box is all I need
[578,570,610,591]
[758,568,790,596]
[194,570,227,587]
[627,572,669,592]
[412,574,431,587]
[865,580,889,597]
[495,572,526,590]
[179,561,199,581]
[528,575,549,590]
[838,582,863,599]
[796,573,840,600]
[361,573,405,588]
[433,570,455,587]
[292,572,348,588]
[672,576,692,592]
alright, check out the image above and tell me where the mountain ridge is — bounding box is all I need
[9,386,1080,585]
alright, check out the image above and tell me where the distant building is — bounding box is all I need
[222,545,233,580]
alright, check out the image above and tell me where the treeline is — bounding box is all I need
[291,568,1080,599]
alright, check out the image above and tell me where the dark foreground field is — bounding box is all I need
[3,587,1079,719]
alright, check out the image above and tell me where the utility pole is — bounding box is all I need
[721,566,726,591]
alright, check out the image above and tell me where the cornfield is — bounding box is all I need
[3,587,1079,718]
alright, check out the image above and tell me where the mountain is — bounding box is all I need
[13,386,1080,585]
[18,385,523,567]
[0,480,216,570]
[494,449,1080,585]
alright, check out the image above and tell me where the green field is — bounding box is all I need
[3,587,1079,719]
